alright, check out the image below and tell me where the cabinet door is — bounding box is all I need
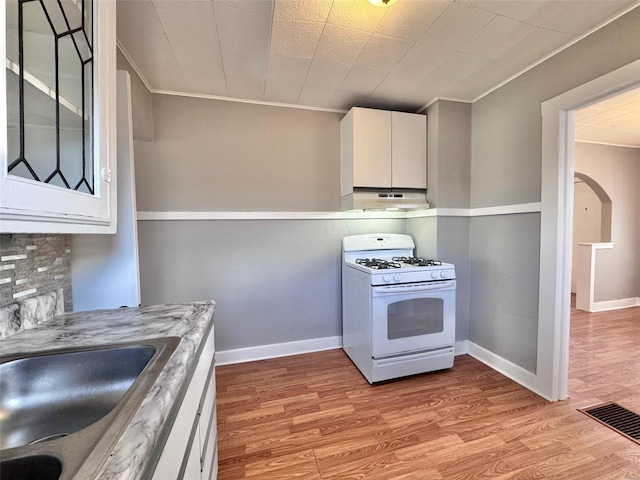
[352,108,391,188]
[391,111,426,189]
[1,0,116,233]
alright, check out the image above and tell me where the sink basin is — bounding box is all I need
[0,345,156,449]
[0,337,180,479]
[0,455,62,480]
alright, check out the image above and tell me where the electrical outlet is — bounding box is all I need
[618,291,622,300]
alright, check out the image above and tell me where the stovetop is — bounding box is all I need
[355,257,443,270]
[342,233,456,284]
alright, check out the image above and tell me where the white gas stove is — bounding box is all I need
[342,233,456,383]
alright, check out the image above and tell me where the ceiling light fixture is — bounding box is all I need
[368,0,398,6]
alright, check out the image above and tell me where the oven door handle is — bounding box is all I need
[372,281,456,295]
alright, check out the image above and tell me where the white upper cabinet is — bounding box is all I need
[391,111,427,190]
[341,107,426,196]
[1,0,116,233]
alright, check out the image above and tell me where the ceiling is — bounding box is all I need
[575,87,640,148]
[116,0,638,113]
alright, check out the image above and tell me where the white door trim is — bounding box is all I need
[539,59,640,401]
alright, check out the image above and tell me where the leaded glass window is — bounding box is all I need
[6,0,94,194]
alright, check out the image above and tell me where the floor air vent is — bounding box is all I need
[579,402,640,445]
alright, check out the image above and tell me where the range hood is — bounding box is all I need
[341,189,430,211]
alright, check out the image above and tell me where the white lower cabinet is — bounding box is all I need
[152,325,217,480]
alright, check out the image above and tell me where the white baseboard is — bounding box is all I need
[467,341,551,401]
[216,336,342,366]
[218,337,470,366]
[455,340,469,355]
[589,297,640,312]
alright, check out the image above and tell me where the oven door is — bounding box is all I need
[370,281,455,358]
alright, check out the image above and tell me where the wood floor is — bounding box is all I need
[216,302,640,479]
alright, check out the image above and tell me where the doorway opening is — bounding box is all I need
[538,59,640,401]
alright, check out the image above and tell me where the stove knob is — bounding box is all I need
[383,274,391,283]
[440,271,448,279]
[393,274,401,282]
[431,271,439,279]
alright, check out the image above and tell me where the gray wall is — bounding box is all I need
[418,100,472,345]
[135,95,343,212]
[426,100,471,208]
[132,93,425,351]
[469,214,541,373]
[437,217,470,343]
[574,142,640,301]
[116,49,153,141]
[138,219,407,351]
[468,7,640,372]
[571,180,602,292]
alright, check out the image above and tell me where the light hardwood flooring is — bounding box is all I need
[216,302,640,479]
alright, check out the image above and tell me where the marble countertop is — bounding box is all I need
[0,301,216,480]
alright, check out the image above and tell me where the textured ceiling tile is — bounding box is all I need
[264,79,304,103]
[138,61,186,91]
[153,0,218,41]
[273,0,333,22]
[595,90,640,113]
[409,76,460,102]
[185,67,228,96]
[540,0,636,34]
[215,0,274,18]
[221,42,269,77]
[434,79,487,101]
[170,35,224,71]
[459,15,538,60]
[419,3,495,49]
[216,3,270,77]
[225,73,266,100]
[576,126,640,146]
[458,59,521,92]
[429,52,490,82]
[326,0,388,33]
[305,60,352,87]
[574,108,603,123]
[393,42,451,77]
[298,83,339,107]
[496,27,572,66]
[602,129,640,147]
[314,24,371,64]
[374,0,451,41]
[340,65,389,92]
[467,0,564,26]
[215,3,271,49]
[270,19,325,57]
[575,107,617,124]
[118,28,179,68]
[117,0,164,34]
[355,35,413,71]
[605,112,640,128]
[330,89,371,110]
[372,70,423,98]
[266,55,312,83]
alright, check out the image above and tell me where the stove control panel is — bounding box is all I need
[431,270,451,279]
[373,267,456,285]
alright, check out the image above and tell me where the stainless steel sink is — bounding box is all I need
[0,344,156,449]
[0,455,62,480]
[0,337,180,479]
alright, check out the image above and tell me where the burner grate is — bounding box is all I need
[355,258,401,269]
[579,402,640,444]
[392,257,442,267]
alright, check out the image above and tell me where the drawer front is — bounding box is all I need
[199,365,217,458]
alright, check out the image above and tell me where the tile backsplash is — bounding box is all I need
[0,234,72,311]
